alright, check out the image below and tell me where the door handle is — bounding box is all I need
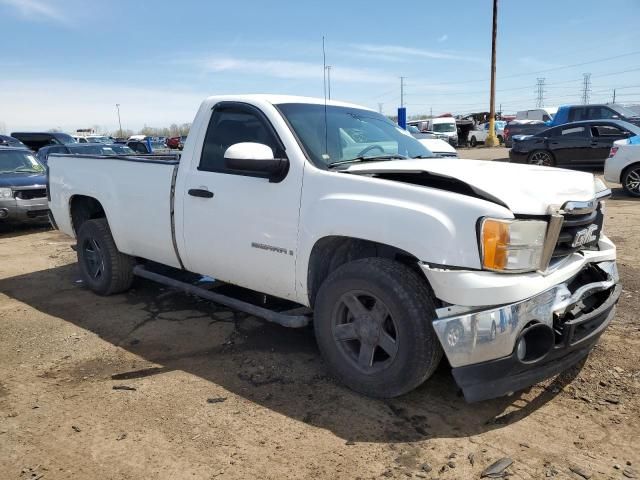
[188,188,214,198]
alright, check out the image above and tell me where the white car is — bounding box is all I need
[47,94,619,402]
[604,137,640,196]
[74,135,112,144]
[407,126,457,157]
[468,122,506,147]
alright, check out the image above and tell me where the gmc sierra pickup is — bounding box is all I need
[48,95,620,402]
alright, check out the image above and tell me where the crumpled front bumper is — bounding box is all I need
[432,260,620,402]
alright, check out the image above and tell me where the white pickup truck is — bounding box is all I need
[48,95,620,402]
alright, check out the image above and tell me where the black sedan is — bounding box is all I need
[509,119,640,167]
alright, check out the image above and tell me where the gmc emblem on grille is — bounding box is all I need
[572,224,598,248]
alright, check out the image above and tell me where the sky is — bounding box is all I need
[1,0,639,133]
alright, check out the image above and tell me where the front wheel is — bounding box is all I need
[77,219,135,295]
[528,149,555,167]
[314,258,443,398]
[622,165,640,197]
[470,136,478,147]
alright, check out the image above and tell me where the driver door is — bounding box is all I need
[178,102,303,300]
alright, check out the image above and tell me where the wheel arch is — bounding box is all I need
[621,161,640,183]
[69,195,108,236]
[306,235,429,307]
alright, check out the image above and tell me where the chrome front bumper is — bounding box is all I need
[432,261,619,368]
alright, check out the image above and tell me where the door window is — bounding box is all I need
[199,104,282,173]
[591,125,626,137]
[568,107,588,122]
[560,126,588,137]
[587,106,616,120]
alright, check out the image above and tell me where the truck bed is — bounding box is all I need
[47,153,182,268]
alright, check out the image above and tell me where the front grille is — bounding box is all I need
[14,188,47,200]
[26,209,49,218]
[552,204,604,259]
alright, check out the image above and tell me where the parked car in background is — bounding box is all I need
[10,132,77,152]
[503,120,547,148]
[73,135,112,144]
[126,140,152,154]
[509,120,639,167]
[0,135,28,148]
[604,135,640,196]
[167,135,187,150]
[37,143,136,164]
[467,121,506,147]
[48,94,619,402]
[407,127,458,157]
[166,136,181,149]
[549,104,640,128]
[516,108,557,122]
[0,147,49,223]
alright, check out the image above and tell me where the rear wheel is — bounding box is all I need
[314,258,442,398]
[470,136,478,147]
[528,150,555,167]
[622,165,640,197]
[77,219,135,295]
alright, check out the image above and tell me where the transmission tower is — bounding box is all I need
[581,73,592,105]
[535,78,546,108]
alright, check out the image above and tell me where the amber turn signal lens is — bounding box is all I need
[481,219,510,270]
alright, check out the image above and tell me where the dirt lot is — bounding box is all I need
[1,153,639,479]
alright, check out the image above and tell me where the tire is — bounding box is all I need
[622,164,640,197]
[76,218,135,295]
[527,149,555,167]
[314,258,443,398]
[470,136,477,147]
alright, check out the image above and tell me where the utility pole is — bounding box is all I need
[612,89,616,104]
[430,107,433,118]
[581,73,591,105]
[325,65,332,100]
[536,78,545,108]
[115,103,122,138]
[400,76,406,107]
[485,0,499,147]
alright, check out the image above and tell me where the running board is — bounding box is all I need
[133,265,311,328]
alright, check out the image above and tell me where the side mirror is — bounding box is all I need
[224,142,288,182]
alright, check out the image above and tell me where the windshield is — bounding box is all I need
[277,103,433,167]
[0,150,45,174]
[87,136,111,143]
[56,133,76,144]
[612,104,640,118]
[432,123,456,133]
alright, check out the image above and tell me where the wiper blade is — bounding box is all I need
[328,154,408,168]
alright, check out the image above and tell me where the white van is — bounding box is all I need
[410,117,458,146]
[515,107,557,122]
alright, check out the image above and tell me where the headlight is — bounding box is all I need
[0,188,12,199]
[480,218,547,272]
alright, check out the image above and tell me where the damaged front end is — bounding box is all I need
[432,261,620,402]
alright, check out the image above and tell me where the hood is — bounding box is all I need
[0,172,47,189]
[344,158,597,215]
[417,138,457,154]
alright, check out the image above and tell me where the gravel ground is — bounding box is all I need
[0,153,638,479]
